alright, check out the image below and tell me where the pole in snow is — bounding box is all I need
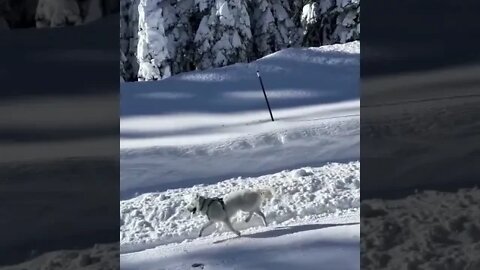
[256,70,274,122]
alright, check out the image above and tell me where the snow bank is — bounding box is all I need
[120,161,359,253]
[362,188,480,269]
[2,244,118,270]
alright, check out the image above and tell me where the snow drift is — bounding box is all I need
[120,161,360,253]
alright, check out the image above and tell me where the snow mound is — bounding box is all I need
[3,244,118,270]
[362,188,480,269]
[120,161,359,253]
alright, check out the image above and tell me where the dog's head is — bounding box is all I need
[186,193,203,214]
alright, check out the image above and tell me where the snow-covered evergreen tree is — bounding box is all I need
[137,0,171,81]
[35,0,82,28]
[137,0,199,81]
[162,0,196,75]
[249,0,302,58]
[120,0,140,81]
[332,0,360,43]
[194,0,252,69]
[120,49,128,82]
[301,0,360,46]
[125,0,360,81]
[81,0,103,23]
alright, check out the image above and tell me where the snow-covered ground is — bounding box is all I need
[121,162,360,253]
[121,41,359,198]
[362,188,480,270]
[362,64,480,197]
[2,243,119,270]
[361,53,480,268]
[121,220,359,270]
[120,42,360,269]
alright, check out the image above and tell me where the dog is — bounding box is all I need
[186,188,274,237]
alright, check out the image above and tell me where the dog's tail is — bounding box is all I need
[257,188,274,201]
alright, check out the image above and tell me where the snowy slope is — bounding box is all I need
[362,64,480,197]
[120,42,360,269]
[121,41,359,198]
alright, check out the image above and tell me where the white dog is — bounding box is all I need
[186,188,273,237]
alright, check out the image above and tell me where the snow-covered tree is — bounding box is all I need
[1,0,38,28]
[79,0,103,23]
[136,0,198,81]
[137,0,172,81]
[162,0,196,75]
[126,0,360,81]
[301,0,360,46]
[121,0,140,81]
[249,0,302,58]
[332,0,360,43]
[35,0,82,28]
[194,0,252,69]
[120,49,128,82]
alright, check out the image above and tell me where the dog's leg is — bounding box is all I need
[198,220,214,237]
[255,210,268,227]
[245,212,253,223]
[223,219,241,237]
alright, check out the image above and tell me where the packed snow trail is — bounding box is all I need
[121,221,359,270]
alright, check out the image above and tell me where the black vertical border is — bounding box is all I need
[0,13,120,268]
[361,0,480,269]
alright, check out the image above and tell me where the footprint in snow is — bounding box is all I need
[192,263,205,269]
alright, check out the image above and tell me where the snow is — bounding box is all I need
[2,244,119,270]
[35,0,82,28]
[302,3,318,26]
[122,0,359,81]
[121,221,359,270]
[83,0,103,24]
[362,64,480,195]
[362,188,480,269]
[120,41,359,268]
[121,162,360,253]
[121,41,359,197]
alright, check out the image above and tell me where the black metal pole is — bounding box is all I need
[256,70,274,122]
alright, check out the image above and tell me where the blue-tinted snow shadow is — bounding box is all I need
[214,222,360,244]
[120,50,359,117]
[123,223,359,270]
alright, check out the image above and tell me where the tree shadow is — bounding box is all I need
[120,50,359,118]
